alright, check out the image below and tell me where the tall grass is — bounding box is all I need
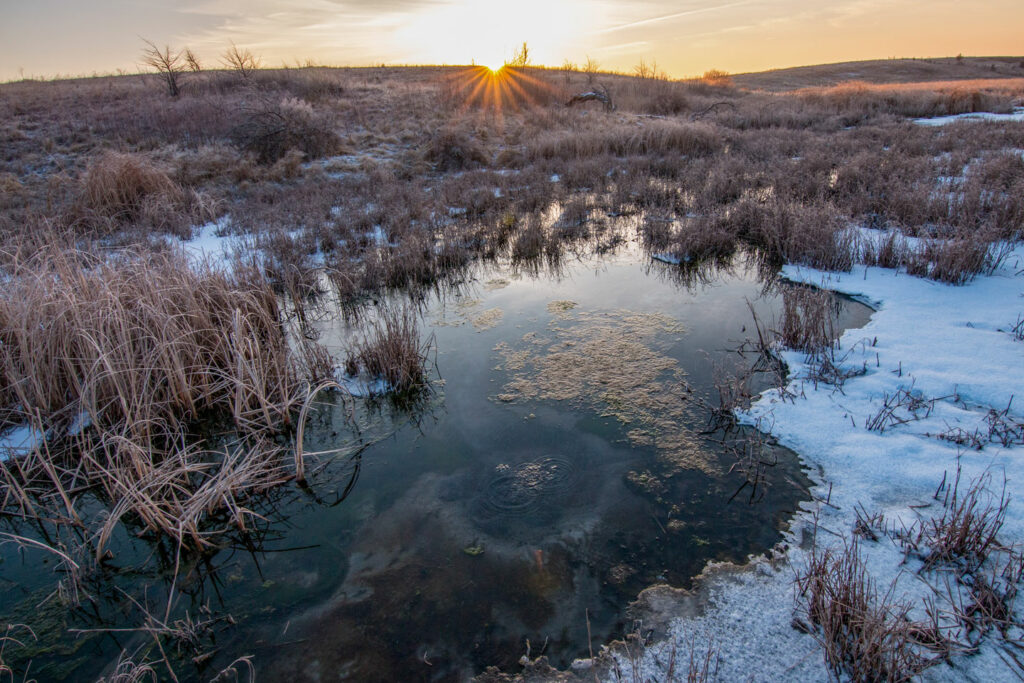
[0,242,334,550]
[76,151,214,237]
[349,306,432,394]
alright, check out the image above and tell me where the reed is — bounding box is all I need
[0,240,335,551]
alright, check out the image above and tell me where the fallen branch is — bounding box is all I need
[567,84,615,111]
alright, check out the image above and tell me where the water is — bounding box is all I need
[0,243,872,681]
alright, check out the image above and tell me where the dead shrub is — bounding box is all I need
[230,96,340,164]
[424,127,488,172]
[795,539,943,682]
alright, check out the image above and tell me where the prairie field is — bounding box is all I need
[1,56,1024,681]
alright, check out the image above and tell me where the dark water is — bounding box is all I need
[0,245,872,682]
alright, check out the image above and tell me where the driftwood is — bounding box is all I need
[566,84,615,111]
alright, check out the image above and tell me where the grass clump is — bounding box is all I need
[796,539,942,682]
[76,151,210,236]
[349,306,432,395]
[0,241,335,551]
[779,286,838,356]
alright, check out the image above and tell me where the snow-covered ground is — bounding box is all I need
[179,216,239,265]
[615,244,1024,681]
[914,107,1024,127]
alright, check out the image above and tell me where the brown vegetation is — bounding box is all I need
[1,56,1023,680]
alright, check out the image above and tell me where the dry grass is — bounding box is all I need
[778,286,838,356]
[76,151,213,237]
[920,470,1009,573]
[349,306,432,394]
[531,120,721,160]
[0,240,335,552]
[795,538,943,682]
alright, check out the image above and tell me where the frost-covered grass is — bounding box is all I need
[613,247,1024,681]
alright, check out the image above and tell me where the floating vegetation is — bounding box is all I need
[471,308,504,331]
[492,306,718,474]
[483,278,511,291]
[432,297,503,331]
[546,299,578,316]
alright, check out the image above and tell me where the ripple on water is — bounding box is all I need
[471,455,580,532]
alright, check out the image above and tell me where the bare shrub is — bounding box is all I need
[424,127,488,171]
[506,42,531,68]
[140,39,187,97]
[230,96,340,163]
[700,69,733,87]
[795,539,943,681]
[222,42,261,80]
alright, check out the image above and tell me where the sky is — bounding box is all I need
[1,0,1022,82]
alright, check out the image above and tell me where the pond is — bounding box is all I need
[0,237,872,681]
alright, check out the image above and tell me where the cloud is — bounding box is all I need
[597,0,755,35]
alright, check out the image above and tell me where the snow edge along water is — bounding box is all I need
[614,246,1024,681]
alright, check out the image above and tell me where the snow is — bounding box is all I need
[179,217,237,266]
[0,424,43,461]
[914,107,1024,127]
[332,368,392,397]
[616,245,1024,681]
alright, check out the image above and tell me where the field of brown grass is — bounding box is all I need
[732,56,1024,91]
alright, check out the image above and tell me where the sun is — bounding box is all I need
[392,0,598,69]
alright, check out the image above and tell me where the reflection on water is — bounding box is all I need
[0,242,872,682]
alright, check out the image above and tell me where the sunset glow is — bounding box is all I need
[1,1,1022,81]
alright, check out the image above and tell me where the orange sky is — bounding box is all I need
[1,0,1022,82]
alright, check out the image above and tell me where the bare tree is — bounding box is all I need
[222,42,261,79]
[583,55,600,84]
[141,39,187,97]
[633,58,665,81]
[184,48,203,73]
[507,42,530,68]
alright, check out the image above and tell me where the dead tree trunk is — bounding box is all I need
[566,84,614,111]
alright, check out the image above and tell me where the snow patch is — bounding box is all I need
[0,424,43,461]
[332,368,392,397]
[913,107,1024,127]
